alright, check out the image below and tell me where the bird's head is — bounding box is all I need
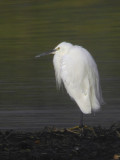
[35,42,73,58]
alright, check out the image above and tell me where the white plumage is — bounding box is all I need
[53,42,104,114]
[36,41,104,115]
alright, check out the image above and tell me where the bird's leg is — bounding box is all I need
[79,111,84,127]
[68,111,84,130]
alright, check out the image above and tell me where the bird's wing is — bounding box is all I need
[61,47,97,114]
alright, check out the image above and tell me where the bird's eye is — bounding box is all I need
[57,47,60,50]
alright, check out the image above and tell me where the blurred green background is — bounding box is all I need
[0,0,120,129]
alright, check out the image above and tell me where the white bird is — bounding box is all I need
[36,42,104,125]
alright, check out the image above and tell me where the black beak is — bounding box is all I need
[35,49,56,58]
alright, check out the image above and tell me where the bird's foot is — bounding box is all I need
[79,124,84,128]
[67,125,84,134]
[70,126,80,130]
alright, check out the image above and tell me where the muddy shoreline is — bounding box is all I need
[0,123,120,160]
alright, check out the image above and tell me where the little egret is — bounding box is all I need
[36,42,104,125]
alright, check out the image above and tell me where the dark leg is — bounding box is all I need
[79,111,84,127]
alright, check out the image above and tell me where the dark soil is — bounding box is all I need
[0,123,120,160]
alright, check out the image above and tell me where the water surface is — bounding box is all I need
[0,0,120,129]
